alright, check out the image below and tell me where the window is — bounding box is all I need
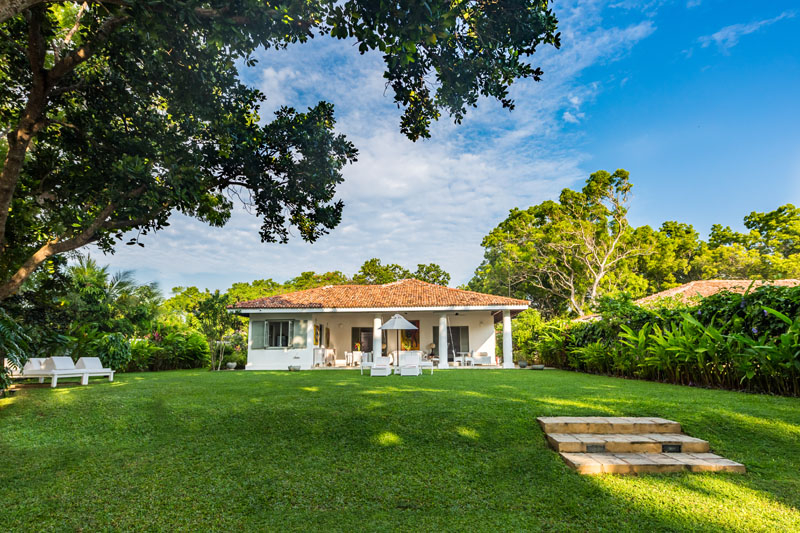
[251,320,298,349]
[268,321,290,347]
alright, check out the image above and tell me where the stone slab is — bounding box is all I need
[537,417,682,434]
[546,433,709,453]
[558,452,745,475]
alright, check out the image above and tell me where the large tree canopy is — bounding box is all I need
[0,1,560,299]
[470,180,800,316]
[468,170,650,315]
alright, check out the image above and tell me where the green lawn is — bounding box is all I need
[2,370,799,532]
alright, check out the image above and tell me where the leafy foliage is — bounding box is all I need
[0,0,560,298]
[469,169,650,315]
[470,171,800,317]
[523,285,800,395]
[0,306,30,392]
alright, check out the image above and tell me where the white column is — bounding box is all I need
[502,309,514,368]
[438,314,449,369]
[372,315,382,362]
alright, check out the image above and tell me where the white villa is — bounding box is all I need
[230,279,529,370]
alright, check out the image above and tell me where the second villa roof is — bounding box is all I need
[230,278,530,312]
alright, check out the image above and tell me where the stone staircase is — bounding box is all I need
[537,417,745,475]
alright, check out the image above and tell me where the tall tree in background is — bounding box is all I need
[469,170,650,316]
[0,1,560,299]
[352,258,451,285]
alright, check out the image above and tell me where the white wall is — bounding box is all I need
[245,310,497,369]
[246,313,314,370]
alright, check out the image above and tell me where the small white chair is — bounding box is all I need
[399,352,422,376]
[351,351,363,366]
[360,352,374,375]
[43,357,90,387]
[313,348,326,367]
[76,357,115,382]
[370,356,392,377]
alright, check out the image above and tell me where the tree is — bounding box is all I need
[411,263,451,286]
[192,290,237,371]
[705,204,800,279]
[353,258,410,284]
[470,170,650,316]
[636,221,703,292]
[0,1,560,299]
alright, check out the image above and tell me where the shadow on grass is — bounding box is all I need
[1,369,799,531]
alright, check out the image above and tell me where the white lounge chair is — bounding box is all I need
[43,357,90,387]
[76,357,115,382]
[9,357,52,383]
[370,356,392,377]
[399,352,422,376]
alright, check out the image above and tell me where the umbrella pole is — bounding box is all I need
[394,329,400,369]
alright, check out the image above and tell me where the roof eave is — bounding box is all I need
[229,304,529,315]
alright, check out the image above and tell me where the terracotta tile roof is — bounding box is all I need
[572,279,800,321]
[635,279,800,306]
[230,278,530,310]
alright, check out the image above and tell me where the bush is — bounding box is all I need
[127,324,210,371]
[92,332,132,371]
[127,338,160,372]
[528,286,800,395]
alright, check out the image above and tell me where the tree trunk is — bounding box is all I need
[0,5,48,247]
[0,0,43,23]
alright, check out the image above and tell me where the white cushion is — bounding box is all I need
[75,357,102,370]
[45,357,77,370]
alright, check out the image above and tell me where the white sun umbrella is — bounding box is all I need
[380,314,418,369]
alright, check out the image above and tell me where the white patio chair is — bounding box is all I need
[313,348,326,367]
[399,352,422,376]
[370,356,392,377]
[351,351,363,366]
[419,355,434,375]
[360,352,373,375]
[75,357,115,382]
[43,357,90,387]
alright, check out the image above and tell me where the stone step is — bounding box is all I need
[537,416,681,434]
[559,452,746,475]
[546,433,710,453]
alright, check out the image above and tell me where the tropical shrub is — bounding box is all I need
[525,286,800,395]
[0,307,30,393]
[92,333,132,371]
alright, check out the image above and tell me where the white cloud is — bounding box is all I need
[699,11,795,52]
[93,1,660,291]
[686,0,702,8]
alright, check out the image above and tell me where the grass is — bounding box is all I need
[1,369,799,532]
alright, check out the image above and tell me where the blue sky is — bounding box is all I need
[96,0,800,293]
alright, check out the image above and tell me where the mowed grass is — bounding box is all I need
[2,369,800,532]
